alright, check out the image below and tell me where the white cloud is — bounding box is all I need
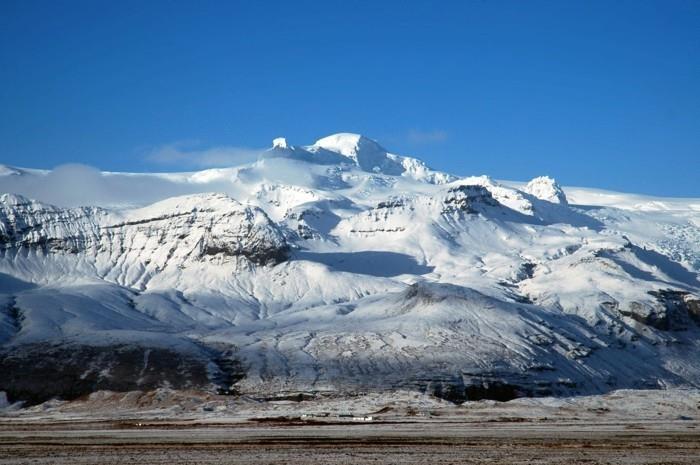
[146,141,266,168]
[0,158,324,208]
[0,163,198,207]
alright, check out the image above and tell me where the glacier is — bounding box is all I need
[0,133,699,404]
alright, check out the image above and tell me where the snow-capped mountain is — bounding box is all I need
[1,133,699,404]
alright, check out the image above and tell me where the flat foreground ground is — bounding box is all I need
[2,389,699,464]
[1,420,699,465]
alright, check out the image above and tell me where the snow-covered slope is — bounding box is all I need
[1,133,699,404]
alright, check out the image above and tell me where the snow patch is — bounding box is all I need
[272,137,288,149]
[524,176,568,205]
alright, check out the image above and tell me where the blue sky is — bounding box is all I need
[1,0,698,196]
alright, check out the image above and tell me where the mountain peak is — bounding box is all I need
[312,133,385,159]
[311,133,400,174]
[524,176,568,204]
[271,137,288,149]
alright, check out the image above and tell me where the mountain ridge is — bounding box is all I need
[1,133,699,405]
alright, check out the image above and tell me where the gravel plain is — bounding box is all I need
[1,419,699,464]
[1,389,700,464]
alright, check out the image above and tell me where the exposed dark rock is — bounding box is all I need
[442,185,499,214]
[619,301,673,330]
[0,343,241,405]
[0,194,290,275]
[511,293,533,304]
[464,381,523,402]
[259,392,316,402]
[611,290,700,331]
[647,290,699,330]
[376,198,406,209]
[201,242,289,265]
[520,262,536,280]
[680,293,700,324]
[210,346,246,395]
[5,304,22,335]
[296,223,315,239]
[419,375,525,404]
[239,244,290,266]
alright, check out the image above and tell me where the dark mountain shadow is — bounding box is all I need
[597,250,658,283]
[629,244,699,288]
[302,209,342,236]
[526,196,606,231]
[260,146,349,166]
[295,250,434,277]
[570,204,606,212]
[478,200,605,231]
[0,273,36,293]
[596,244,699,290]
[293,199,359,236]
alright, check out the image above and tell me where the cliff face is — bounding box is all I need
[0,193,289,288]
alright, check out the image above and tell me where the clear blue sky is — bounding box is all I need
[1,0,698,196]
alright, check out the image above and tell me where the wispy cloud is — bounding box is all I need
[146,141,266,168]
[1,163,199,207]
[406,129,448,144]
